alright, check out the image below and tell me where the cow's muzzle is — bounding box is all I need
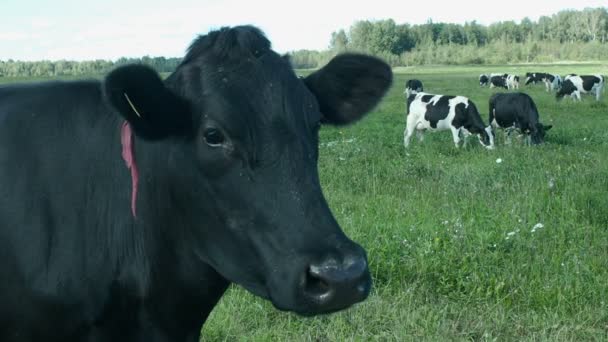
[299,247,371,314]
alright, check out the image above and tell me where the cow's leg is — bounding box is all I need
[403,125,415,148]
[450,127,461,148]
[461,128,474,148]
[596,87,602,101]
[576,91,582,101]
[416,130,424,142]
[505,127,514,145]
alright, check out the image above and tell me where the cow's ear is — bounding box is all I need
[104,64,193,140]
[544,124,553,131]
[303,53,392,126]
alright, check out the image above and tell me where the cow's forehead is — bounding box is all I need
[189,54,319,141]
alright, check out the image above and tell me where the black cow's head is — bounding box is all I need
[556,80,576,100]
[103,26,392,315]
[531,123,553,144]
[524,73,535,85]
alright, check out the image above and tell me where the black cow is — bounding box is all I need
[489,92,552,145]
[0,26,392,341]
[404,79,424,96]
[490,74,508,89]
[479,74,489,86]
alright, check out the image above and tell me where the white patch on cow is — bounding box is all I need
[552,75,562,91]
[506,74,519,90]
[404,87,420,97]
[484,126,495,149]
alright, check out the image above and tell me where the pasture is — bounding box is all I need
[203,64,608,341]
[1,63,607,341]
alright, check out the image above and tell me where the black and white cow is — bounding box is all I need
[525,72,562,92]
[479,74,489,86]
[524,72,545,85]
[506,74,520,89]
[490,74,508,89]
[557,74,604,101]
[404,92,494,149]
[0,25,393,341]
[404,79,424,96]
[489,92,553,145]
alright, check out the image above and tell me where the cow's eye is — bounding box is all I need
[203,128,225,146]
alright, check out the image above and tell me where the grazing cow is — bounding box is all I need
[404,92,494,149]
[556,75,604,101]
[479,74,489,86]
[490,74,508,89]
[525,72,562,92]
[404,79,424,96]
[525,72,545,85]
[489,92,553,145]
[506,74,520,89]
[0,26,392,341]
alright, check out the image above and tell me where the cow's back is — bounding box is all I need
[489,92,539,129]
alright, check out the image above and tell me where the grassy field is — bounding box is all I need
[203,64,608,341]
[2,63,607,341]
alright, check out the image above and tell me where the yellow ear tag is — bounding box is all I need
[123,93,142,118]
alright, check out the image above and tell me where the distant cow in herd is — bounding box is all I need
[489,92,552,145]
[557,74,604,101]
[488,73,519,90]
[404,92,494,149]
[525,72,562,92]
[490,73,508,89]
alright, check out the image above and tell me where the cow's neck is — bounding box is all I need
[120,134,231,329]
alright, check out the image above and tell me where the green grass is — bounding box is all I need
[3,64,607,341]
[203,65,608,341]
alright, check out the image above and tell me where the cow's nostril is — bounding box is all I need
[305,266,332,299]
[302,255,371,312]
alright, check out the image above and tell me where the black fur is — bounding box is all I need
[424,95,454,128]
[405,79,423,92]
[490,75,508,89]
[304,53,393,125]
[489,92,552,144]
[479,74,489,86]
[581,75,601,91]
[556,79,577,99]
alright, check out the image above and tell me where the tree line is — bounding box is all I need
[0,56,181,78]
[289,7,608,67]
[1,7,607,76]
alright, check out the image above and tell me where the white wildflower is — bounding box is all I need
[531,223,544,233]
[496,158,503,164]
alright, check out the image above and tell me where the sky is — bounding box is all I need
[1,0,606,61]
